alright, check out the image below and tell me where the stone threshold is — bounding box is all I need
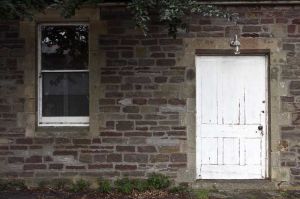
[192,179,277,191]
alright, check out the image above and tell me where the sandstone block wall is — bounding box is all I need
[0,5,300,187]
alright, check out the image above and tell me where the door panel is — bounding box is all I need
[223,138,239,165]
[245,138,262,165]
[201,63,218,124]
[201,138,218,165]
[196,56,267,179]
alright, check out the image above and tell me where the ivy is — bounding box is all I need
[128,0,230,37]
[0,0,50,19]
[127,0,156,36]
[0,0,100,19]
[0,0,231,38]
[56,0,102,18]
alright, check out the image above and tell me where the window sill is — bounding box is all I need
[35,126,89,137]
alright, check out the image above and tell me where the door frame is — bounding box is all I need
[195,49,270,179]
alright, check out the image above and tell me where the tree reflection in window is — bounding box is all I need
[40,24,89,118]
[41,25,88,70]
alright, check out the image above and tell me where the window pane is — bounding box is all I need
[42,72,89,116]
[41,25,88,70]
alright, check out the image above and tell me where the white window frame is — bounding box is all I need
[37,23,89,127]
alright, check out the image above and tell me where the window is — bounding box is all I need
[38,24,89,126]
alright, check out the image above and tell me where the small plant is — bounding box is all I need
[280,191,289,198]
[6,180,27,191]
[169,183,189,193]
[69,179,90,193]
[147,173,171,190]
[193,189,209,199]
[37,180,49,189]
[51,179,70,190]
[0,180,27,191]
[114,178,134,194]
[98,179,112,193]
[0,179,8,191]
[132,179,150,192]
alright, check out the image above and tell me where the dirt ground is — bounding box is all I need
[0,189,190,199]
[0,189,300,199]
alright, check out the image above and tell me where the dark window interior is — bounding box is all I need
[40,25,89,117]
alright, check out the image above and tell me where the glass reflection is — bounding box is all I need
[42,72,89,116]
[41,25,88,70]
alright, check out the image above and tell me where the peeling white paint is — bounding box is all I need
[196,56,268,179]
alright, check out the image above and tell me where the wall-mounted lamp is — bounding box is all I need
[230,34,240,55]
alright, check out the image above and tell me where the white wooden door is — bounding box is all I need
[196,56,268,179]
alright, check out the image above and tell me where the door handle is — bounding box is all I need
[257,125,264,136]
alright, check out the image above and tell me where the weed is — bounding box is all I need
[69,179,90,193]
[147,173,171,190]
[51,179,70,190]
[114,178,134,194]
[210,185,218,193]
[248,196,256,199]
[193,189,209,199]
[169,183,189,193]
[98,179,112,193]
[280,191,289,198]
[0,179,7,191]
[0,179,27,191]
[37,180,49,189]
[132,179,150,192]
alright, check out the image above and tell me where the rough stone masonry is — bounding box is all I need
[0,3,300,188]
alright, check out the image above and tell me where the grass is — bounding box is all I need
[0,173,207,198]
[193,189,210,199]
[147,173,171,190]
[0,178,295,199]
[0,179,27,191]
[169,183,190,193]
[132,179,150,192]
[279,191,289,198]
[51,179,71,190]
[69,179,90,193]
[114,173,171,194]
[114,178,134,194]
[98,179,112,193]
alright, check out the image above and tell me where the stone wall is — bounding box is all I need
[0,4,300,187]
[0,21,25,137]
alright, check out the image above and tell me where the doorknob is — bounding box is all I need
[257,125,264,136]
